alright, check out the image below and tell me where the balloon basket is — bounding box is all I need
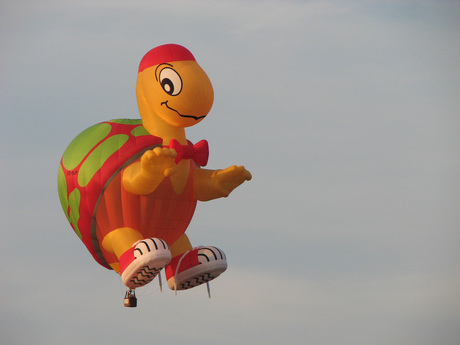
[124,289,137,308]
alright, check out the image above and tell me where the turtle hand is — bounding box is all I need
[211,165,252,197]
[141,147,178,177]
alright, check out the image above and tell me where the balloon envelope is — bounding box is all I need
[58,119,197,270]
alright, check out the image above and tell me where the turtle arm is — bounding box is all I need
[193,165,252,201]
[122,147,177,195]
[122,161,165,195]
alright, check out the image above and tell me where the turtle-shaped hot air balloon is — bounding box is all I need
[58,44,251,303]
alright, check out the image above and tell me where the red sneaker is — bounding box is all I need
[165,246,227,291]
[119,238,171,289]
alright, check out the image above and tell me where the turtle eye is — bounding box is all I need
[159,68,182,96]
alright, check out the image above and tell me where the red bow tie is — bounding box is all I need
[166,139,209,167]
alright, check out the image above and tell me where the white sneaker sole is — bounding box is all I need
[122,238,171,289]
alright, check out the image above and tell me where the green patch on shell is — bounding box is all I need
[57,165,68,215]
[62,123,112,170]
[131,125,150,137]
[68,189,82,239]
[78,134,129,187]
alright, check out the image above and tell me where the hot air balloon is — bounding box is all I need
[58,44,251,306]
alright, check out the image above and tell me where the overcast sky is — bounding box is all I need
[1,1,459,344]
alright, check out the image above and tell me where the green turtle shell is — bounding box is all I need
[58,119,162,268]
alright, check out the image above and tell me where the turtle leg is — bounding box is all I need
[170,233,193,258]
[101,227,143,258]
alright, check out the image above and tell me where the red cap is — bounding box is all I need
[138,44,196,72]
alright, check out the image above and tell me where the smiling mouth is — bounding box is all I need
[161,101,206,120]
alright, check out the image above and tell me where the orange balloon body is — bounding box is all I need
[95,161,197,266]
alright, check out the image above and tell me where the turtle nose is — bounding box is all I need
[179,67,214,117]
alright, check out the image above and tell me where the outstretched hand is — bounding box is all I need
[141,147,178,177]
[211,165,252,198]
[123,147,179,195]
